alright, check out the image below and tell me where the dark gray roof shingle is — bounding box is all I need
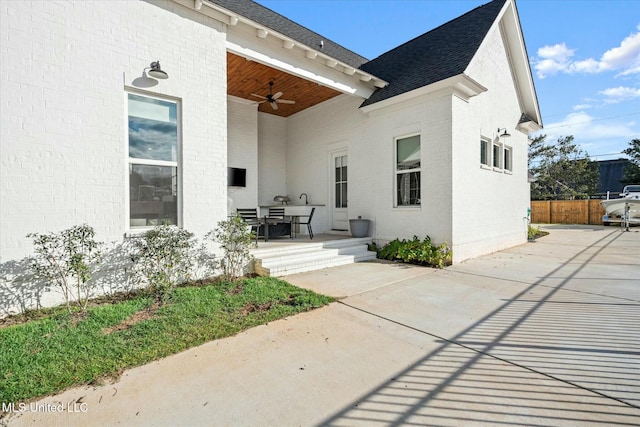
[360,0,506,106]
[209,0,369,68]
[211,0,507,107]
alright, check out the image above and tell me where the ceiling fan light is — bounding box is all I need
[250,81,294,112]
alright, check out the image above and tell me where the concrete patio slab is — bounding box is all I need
[5,225,639,426]
[284,259,436,298]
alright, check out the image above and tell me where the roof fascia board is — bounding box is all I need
[468,0,542,129]
[173,0,233,25]
[179,0,387,90]
[360,74,487,114]
[502,0,542,128]
[226,34,375,99]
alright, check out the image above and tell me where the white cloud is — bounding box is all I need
[599,86,640,101]
[534,111,639,156]
[570,58,600,73]
[599,30,640,72]
[537,43,574,61]
[573,103,593,111]
[533,26,640,78]
[533,43,574,78]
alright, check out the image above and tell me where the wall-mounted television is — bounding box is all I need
[228,167,246,187]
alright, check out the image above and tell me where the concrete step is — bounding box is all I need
[251,237,376,277]
[251,237,372,258]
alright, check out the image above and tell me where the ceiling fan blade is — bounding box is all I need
[250,93,267,99]
[277,99,295,104]
[272,91,283,100]
[271,102,278,110]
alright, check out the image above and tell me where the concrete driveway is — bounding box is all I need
[6,225,640,426]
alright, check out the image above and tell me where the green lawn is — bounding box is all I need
[0,277,333,403]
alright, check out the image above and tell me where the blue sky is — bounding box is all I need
[256,0,640,161]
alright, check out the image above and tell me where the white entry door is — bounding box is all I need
[332,152,348,230]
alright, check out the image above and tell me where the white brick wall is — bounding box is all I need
[285,92,455,247]
[227,98,258,212]
[257,113,287,206]
[453,24,530,261]
[0,0,228,314]
[1,0,228,264]
[1,0,534,303]
[281,25,530,263]
[286,95,369,233]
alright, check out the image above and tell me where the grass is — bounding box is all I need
[0,277,333,404]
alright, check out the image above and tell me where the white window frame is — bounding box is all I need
[480,137,491,168]
[503,145,513,173]
[125,91,181,231]
[492,141,502,170]
[394,134,421,207]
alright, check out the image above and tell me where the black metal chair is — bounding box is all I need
[267,207,292,239]
[296,207,315,239]
[236,208,263,243]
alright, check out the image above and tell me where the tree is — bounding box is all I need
[529,135,599,200]
[621,138,640,185]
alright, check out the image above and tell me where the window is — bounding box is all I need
[504,146,512,172]
[335,155,347,208]
[127,93,179,228]
[492,142,501,168]
[480,138,490,166]
[396,135,421,206]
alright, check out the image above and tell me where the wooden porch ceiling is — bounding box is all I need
[227,52,343,117]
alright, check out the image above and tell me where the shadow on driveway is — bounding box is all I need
[319,229,640,426]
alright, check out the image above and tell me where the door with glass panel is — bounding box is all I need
[332,152,348,230]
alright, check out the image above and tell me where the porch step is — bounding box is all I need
[252,237,376,277]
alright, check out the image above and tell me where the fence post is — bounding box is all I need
[586,199,590,224]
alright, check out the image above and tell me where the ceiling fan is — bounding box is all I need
[250,81,295,110]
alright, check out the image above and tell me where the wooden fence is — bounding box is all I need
[531,200,606,225]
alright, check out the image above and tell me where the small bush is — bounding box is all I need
[376,235,452,268]
[206,215,255,282]
[130,225,196,303]
[527,224,548,240]
[27,224,103,313]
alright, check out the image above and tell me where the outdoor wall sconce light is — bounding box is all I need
[497,128,511,138]
[132,61,169,88]
[147,61,168,79]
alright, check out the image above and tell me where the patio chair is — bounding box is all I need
[236,208,263,243]
[296,207,315,239]
[267,207,292,239]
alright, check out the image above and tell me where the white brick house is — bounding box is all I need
[0,0,541,307]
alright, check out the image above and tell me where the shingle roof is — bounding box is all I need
[359,0,506,107]
[209,0,369,69]
[210,0,508,107]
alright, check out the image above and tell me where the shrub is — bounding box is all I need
[206,214,255,282]
[130,225,196,303]
[527,224,548,240]
[376,235,452,268]
[27,224,103,313]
